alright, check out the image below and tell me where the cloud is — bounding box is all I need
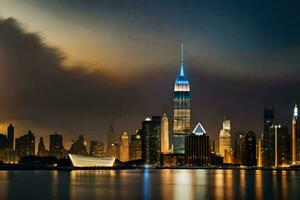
[0,17,299,150]
[0,17,174,147]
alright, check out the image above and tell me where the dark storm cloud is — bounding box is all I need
[0,17,299,146]
[0,17,174,142]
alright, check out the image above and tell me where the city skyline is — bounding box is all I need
[1,1,300,150]
[0,31,298,152]
[2,2,300,200]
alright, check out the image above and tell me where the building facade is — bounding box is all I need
[49,133,64,158]
[129,130,142,160]
[89,140,104,157]
[141,116,161,165]
[37,137,49,157]
[269,125,290,166]
[173,44,191,154]
[15,130,35,158]
[234,132,246,165]
[69,135,87,155]
[161,113,169,154]
[120,132,129,162]
[0,134,8,149]
[111,143,120,160]
[106,125,115,157]
[68,154,118,168]
[219,119,232,163]
[261,109,274,166]
[185,123,210,165]
[239,131,257,166]
[7,123,14,150]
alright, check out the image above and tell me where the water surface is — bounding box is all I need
[0,169,298,200]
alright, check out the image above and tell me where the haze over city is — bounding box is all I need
[1,0,300,150]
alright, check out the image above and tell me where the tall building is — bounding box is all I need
[15,130,35,158]
[185,123,210,165]
[120,132,129,162]
[173,44,191,154]
[292,103,298,164]
[0,134,8,149]
[141,116,161,165]
[234,132,246,164]
[69,135,88,155]
[49,133,64,158]
[257,139,262,166]
[269,125,290,166]
[0,134,8,162]
[238,131,257,166]
[89,140,104,157]
[261,108,274,166]
[219,119,232,163]
[7,123,14,150]
[37,137,48,157]
[111,143,120,160]
[106,125,115,157]
[161,113,169,154]
[129,130,142,160]
[0,126,16,163]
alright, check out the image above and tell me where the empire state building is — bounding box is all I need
[173,44,191,154]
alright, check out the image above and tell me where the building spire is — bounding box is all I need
[180,43,184,76]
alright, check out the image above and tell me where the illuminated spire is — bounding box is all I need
[180,43,184,76]
[294,103,298,118]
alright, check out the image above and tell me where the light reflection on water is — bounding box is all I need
[0,169,300,200]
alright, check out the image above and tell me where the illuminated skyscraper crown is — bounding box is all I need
[174,44,190,91]
[294,103,298,118]
[192,122,206,136]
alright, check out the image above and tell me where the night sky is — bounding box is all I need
[1,0,300,149]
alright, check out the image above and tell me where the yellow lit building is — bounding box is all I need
[161,113,170,154]
[120,132,129,162]
[68,154,117,167]
[219,119,232,163]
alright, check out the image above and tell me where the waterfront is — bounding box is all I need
[0,169,299,200]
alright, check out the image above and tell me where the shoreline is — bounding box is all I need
[1,165,300,171]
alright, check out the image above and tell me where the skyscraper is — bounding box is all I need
[106,125,115,157]
[15,130,35,158]
[269,125,290,166]
[185,123,210,165]
[120,132,129,162]
[257,139,262,166]
[161,113,169,154]
[69,135,88,155]
[0,134,8,162]
[49,133,64,158]
[234,132,246,164]
[129,130,142,160]
[237,131,257,166]
[37,137,48,157]
[0,134,8,149]
[261,108,274,166]
[292,103,298,164]
[89,140,104,157]
[173,44,191,154]
[7,123,14,150]
[111,143,120,160]
[219,119,232,163]
[141,116,161,165]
